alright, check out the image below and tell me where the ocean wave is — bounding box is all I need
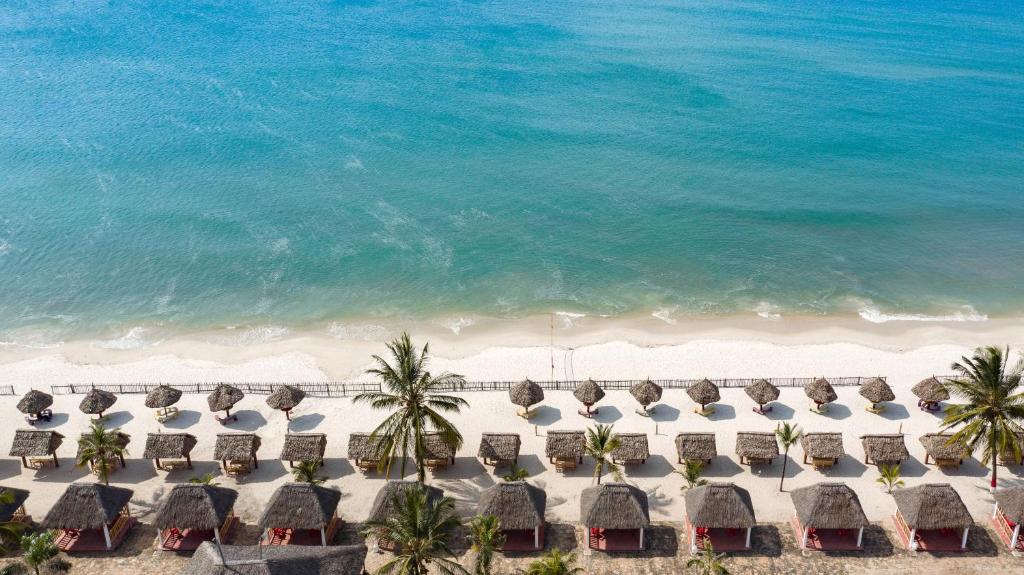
[0,238,10,256]
[95,326,162,350]
[754,301,782,320]
[327,322,390,341]
[554,311,585,328]
[858,305,988,323]
[438,317,474,335]
[651,306,677,325]
[209,325,290,346]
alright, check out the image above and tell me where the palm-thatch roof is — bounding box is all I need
[79,387,117,415]
[790,482,869,529]
[912,377,949,402]
[76,431,131,459]
[861,434,909,464]
[259,483,342,530]
[478,433,521,462]
[858,378,894,404]
[893,484,972,530]
[994,486,1024,523]
[280,433,327,462]
[207,383,244,412]
[919,433,968,461]
[478,482,546,530]
[153,484,239,530]
[367,481,444,523]
[422,432,455,460]
[804,378,837,405]
[744,379,779,405]
[266,385,305,411]
[180,541,368,575]
[42,483,133,530]
[145,385,183,409]
[509,379,544,408]
[685,483,756,528]
[580,483,649,529]
[545,430,585,459]
[573,379,605,405]
[347,433,384,461]
[9,429,64,457]
[214,433,261,461]
[143,432,198,459]
[0,487,30,522]
[735,432,779,460]
[800,432,845,460]
[687,379,721,406]
[611,433,649,461]
[16,389,53,414]
[630,380,662,407]
[675,433,717,461]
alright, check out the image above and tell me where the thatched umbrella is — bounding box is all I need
[509,379,544,415]
[804,378,837,410]
[207,384,244,419]
[10,430,64,468]
[153,484,239,543]
[687,379,721,413]
[573,379,605,416]
[266,385,305,420]
[630,380,663,414]
[744,379,779,414]
[912,376,949,409]
[17,389,53,418]
[145,385,182,409]
[182,542,368,575]
[79,386,117,419]
[858,378,894,411]
[478,482,546,550]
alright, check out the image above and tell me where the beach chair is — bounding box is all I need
[28,457,56,470]
[694,406,715,417]
[517,408,538,419]
[25,409,53,426]
[155,406,179,423]
[215,413,238,425]
[752,405,773,415]
[865,404,885,414]
[225,461,250,477]
[425,459,449,472]
[554,458,577,472]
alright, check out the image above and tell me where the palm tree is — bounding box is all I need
[523,549,583,575]
[501,463,529,482]
[467,515,504,575]
[775,422,801,492]
[686,540,730,575]
[76,421,127,486]
[291,460,327,485]
[675,460,708,491]
[360,485,466,575]
[585,424,622,485]
[0,490,26,547]
[188,472,219,486]
[354,333,468,482]
[876,464,904,494]
[941,346,1024,491]
[19,532,58,575]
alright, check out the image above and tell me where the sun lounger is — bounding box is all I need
[694,406,715,417]
[215,413,238,425]
[554,458,577,472]
[155,406,179,423]
[25,409,53,426]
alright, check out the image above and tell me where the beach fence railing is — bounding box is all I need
[48,377,878,397]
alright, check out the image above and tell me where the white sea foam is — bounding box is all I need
[327,322,390,341]
[652,307,677,325]
[95,326,161,350]
[0,238,11,256]
[858,305,988,323]
[754,301,782,320]
[554,311,585,328]
[439,317,474,335]
[209,325,290,346]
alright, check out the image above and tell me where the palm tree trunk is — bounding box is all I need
[991,425,998,490]
[779,448,789,491]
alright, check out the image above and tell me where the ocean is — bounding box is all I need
[2,0,1023,345]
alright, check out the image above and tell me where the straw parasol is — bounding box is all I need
[17,389,53,416]
[181,542,368,575]
[153,484,238,531]
[684,483,756,528]
[478,481,546,531]
[509,379,544,413]
[610,433,649,464]
[893,483,972,531]
[675,432,717,464]
[259,483,342,530]
[207,384,244,418]
[858,378,894,409]
[266,385,305,420]
[790,482,869,530]
[9,430,64,468]
[912,376,949,404]
[79,386,117,418]
[804,378,837,408]
[630,380,663,413]
[687,379,721,410]
[860,434,909,465]
[279,433,327,467]
[735,432,779,464]
[368,481,444,523]
[744,379,779,412]
[580,483,650,530]
[478,433,521,465]
[42,482,134,530]
[144,385,182,409]
[573,379,605,415]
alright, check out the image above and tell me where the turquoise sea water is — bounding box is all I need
[2,1,1024,342]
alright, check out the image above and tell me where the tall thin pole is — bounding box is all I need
[550,314,555,381]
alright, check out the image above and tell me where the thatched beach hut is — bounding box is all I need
[153,484,238,550]
[509,379,544,417]
[260,483,342,546]
[892,483,972,551]
[280,433,327,468]
[0,487,31,526]
[181,541,368,575]
[79,386,117,419]
[77,430,130,474]
[859,378,894,413]
[478,433,521,466]
[573,379,605,417]
[992,486,1024,552]
[630,380,663,415]
[367,481,443,551]
[800,432,844,469]
[214,433,261,477]
[688,379,721,416]
[207,383,244,422]
[675,432,717,465]
[805,378,838,412]
[611,433,649,465]
[266,385,305,420]
[684,483,756,552]
[735,432,778,465]
[348,432,386,472]
[545,430,585,472]
[744,379,779,415]
[43,482,135,551]
[17,389,53,424]
[144,432,197,471]
[861,434,909,466]
[790,482,869,550]
[145,384,182,422]
[919,433,968,468]
[422,432,455,471]
[10,429,64,468]
[580,483,650,552]
[912,376,949,410]
[478,482,546,551]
